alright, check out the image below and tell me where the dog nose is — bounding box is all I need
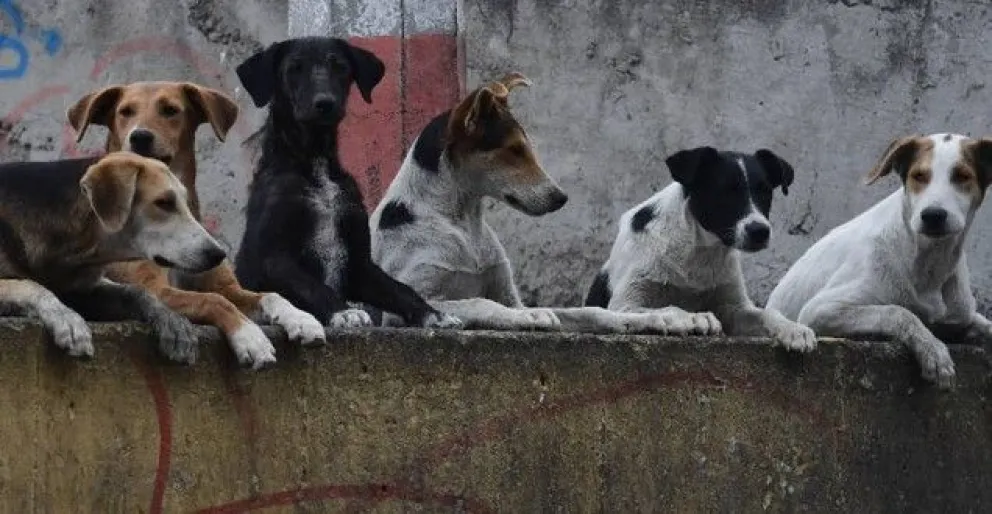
[203,246,227,269]
[548,190,569,212]
[921,207,948,229]
[313,94,338,115]
[128,129,155,155]
[744,222,770,244]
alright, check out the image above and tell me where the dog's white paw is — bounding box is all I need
[518,308,560,331]
[229,322,277,370]
[260,294,325,346]
[43,308,94,357]
[150,308,200,365]
[330,308,373,329]
[687,312,722,335]
[423,311,464,329]
[917,339,956,390]
[772,321,817,353]
[648,307,695,336]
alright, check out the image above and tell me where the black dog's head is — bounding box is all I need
[236,37,386,125]
[665,146,795,252]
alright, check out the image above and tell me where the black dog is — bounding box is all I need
[233,36,462,329]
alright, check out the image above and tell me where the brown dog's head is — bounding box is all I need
[445,72,567,216]
[67,82,238,167]
[80,151,226,272]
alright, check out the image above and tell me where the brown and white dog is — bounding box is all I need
[767,133,992,389]
[67,81,325,369]
[369,73,696,334]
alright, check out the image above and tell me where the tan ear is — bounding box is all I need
[865,136,924,185]
[449,86,501,135]
[496,71,532,93]
[80,154,140,233]
[182,83,239,141]
[67,86,124,143]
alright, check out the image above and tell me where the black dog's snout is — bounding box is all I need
[128,129,156,155]
[744,222,770,244]
[921,207,948,228]
[313,94,338,115]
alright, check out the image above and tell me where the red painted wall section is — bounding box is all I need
[340,33,460,211]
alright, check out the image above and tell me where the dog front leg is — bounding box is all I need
[349,260,462,329]
[61,279,200,365]
[262,257,371,329]
[190,261,325,346]
[716,302,817,353]
[550,307,722,335]
[0,279,93,357]
[799,299,954,389]
[606,285,722,335]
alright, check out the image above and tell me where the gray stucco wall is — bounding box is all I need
[464,0,992,308]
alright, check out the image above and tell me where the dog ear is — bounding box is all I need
[67,86,124,143]
[497,71,533,93]
[963,137,992,190]
[451,87,503,136]
[665,146,718,188]
[80,154,141,233]
[182,84,239,142]
[343,42,386,104]
[236,42,285,108]
[865,136,923,185]
[755,149,795,195]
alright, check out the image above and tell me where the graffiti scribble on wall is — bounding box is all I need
[0,0,62,80]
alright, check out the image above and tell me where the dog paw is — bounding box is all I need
[422,311,464,329]
[330,308,373,329]
[43,308,94,357]
[229,322,277,370]
[150,310,199,365]
[918,340,956,390]
[686,312,722,335]
[648,307,696,335]
[518,308,560,331]
[260,294,325,346]
[772,321,817,353]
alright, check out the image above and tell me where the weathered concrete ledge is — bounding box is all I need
[0,317,988,513]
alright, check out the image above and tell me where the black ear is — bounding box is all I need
[665,146,718,188]
[755,149,795,196]
[343,42,385,104]
[236,42,285,108]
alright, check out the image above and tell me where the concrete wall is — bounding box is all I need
[463,0,992,308]
[0,318,988,512]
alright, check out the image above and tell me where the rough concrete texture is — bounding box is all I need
[463,0,992,308]
[0,0,285,251]
[0,318,987,512]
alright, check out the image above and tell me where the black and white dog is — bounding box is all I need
[586,145,817,350]
[233,36,461,329]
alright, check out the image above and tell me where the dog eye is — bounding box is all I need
[160,105,180,117]
[154,197,178,212]
[119,106,135,118]
[951,170,971,184]
[910,171,929,183]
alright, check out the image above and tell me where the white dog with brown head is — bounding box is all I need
[767,133,992,389]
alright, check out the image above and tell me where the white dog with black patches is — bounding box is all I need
[767,133,992,389]
[370,73,709,334]
[586,145,816,350]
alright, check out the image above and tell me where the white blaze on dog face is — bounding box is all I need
[867,133,992,238]
[446,73,568,216]
[81,153,226,272]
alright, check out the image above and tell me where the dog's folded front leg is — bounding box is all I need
[717,303,817,352]
[799,301,954,389]
[61,279,200,364]
[190,261,325,345]
[260,256,372,329]
[427,298,559,331]
[349,260,463,329]
[0,279,93,357]
[551,307,722,335]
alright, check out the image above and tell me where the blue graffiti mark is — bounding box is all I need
[0,0,62,80]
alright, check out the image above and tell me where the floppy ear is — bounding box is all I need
[755,149,795,195]
[344,42,386,104]
[182,83,239,141]
[665,146,718,188]
[66,85,124,143]
[963,138,992,190]
[236,42,285,108]
[865,136,922,185]
[79,156,140,233]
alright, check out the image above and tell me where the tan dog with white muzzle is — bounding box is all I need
[67,81,325,369]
